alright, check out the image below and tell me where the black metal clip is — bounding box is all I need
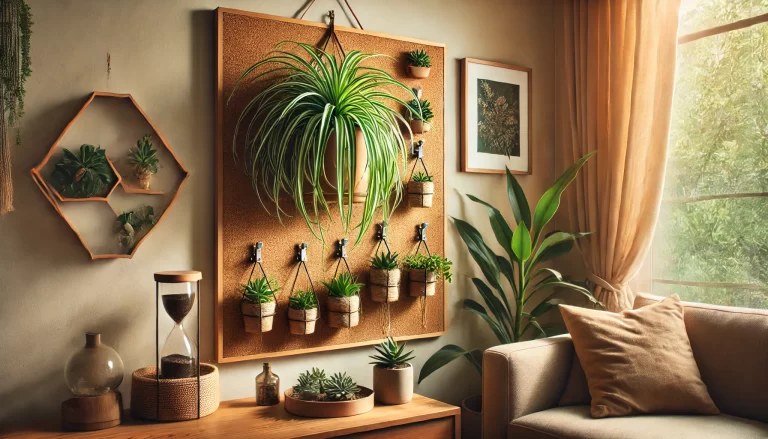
[376,223,388,241]
[296,242,308,262]
[412,139,425,159]
[249,242,263,263]
[417,223,428,242]
[336,238,349,259]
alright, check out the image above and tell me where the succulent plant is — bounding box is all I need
[50,144,115,198]
[325,372,360,401]
[321,272,363,298]
[412,172,433,183]
[369,337,414,369]
[289,290,317,310]
[407,99,434,122]
[370,251,399,270]
[127,134,159,176]
[243,277,279,304]
[407,49,431,68]
[294,368,327,398]
[403,254,453,283]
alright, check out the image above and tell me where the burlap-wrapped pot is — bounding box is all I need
[130,364,220,421]
[241,300,276,333]
[288,307,317,335]
[408,182,434,208]
[370,268,400,303]
[409,270,437,296]
[327,295,360,328]
[135,169,153,190]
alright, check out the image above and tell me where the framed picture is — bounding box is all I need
[461,58,532,174]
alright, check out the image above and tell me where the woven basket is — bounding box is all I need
[370,268,400,303]
[409,270,437,296]
[408,182,434,207]
[242,301,276,333]
[130,364,219,421]
[288,307,317,335]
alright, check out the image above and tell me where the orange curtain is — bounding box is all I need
[555,0,681,311]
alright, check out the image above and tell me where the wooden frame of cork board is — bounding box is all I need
[215,8,446,363]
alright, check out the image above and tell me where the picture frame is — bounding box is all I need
[461,58,532,174]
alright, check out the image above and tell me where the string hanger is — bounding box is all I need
[374,222,392,255]
[331,238,361,321]
[297,0,365,60]
[409,139,431,181]
[289,242,320,311]
[240,243,279,318]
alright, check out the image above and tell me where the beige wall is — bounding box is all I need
[0,0,555,422]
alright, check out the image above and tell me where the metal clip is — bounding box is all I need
[249,242,263,263]
[296,242,308,262]
[417,223,428,242]
[412,86,423,99]
[336,238,349,259]
[376,222,388,241]
[412,139,425,159]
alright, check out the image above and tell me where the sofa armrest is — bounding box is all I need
[482,334,575,439]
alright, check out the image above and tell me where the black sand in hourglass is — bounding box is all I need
[161,293,196,379]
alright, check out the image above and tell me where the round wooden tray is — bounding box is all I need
[284,387,374,418]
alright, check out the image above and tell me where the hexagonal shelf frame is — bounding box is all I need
[30,91,190,260]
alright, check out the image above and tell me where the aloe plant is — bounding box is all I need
[369,337,414,369]
[321,272,363,298]
[418,152,601,383]
[325,372,360,401]
[230,41,421,245]
[50,144,114,198]
[243,277,279,304]
[407,99,433,122]
[411,172,433,183]
[370,251,399,270]
[289,290,317,310]
[406,49,431,68]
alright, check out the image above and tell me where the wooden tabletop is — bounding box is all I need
[0,394,460,439]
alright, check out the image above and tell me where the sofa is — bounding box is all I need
[482,293,768,438]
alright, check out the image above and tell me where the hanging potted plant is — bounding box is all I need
[369,251,400,303]
[322,272,363,329]
[403,254,452,297]
[288,290,318,335]
[50,144,115,198]
[369,337,415,405]
[230,42,421,246]
[127,134,159,190]
[406,99,434,134]
[241,277,279,333]
[406,49,431,79]
[408,172,434,208]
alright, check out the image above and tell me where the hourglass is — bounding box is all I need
[154,271,202,381]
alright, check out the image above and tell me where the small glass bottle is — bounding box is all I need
[255,363,280,406]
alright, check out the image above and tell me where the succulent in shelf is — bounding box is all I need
[321,272,363,298]
[369,337,414,369]
[293,368,327,399]
[406,49,431,68]
[243,277,279,304]
[289,290,317,310]
[50,144,115,198]
[406,99,433,123]
[411,172,433,183]
[127,134,159,190]
[115,206,156,248]
[325,372,361,401]
[403,254,453,282]
[370,251,399,270]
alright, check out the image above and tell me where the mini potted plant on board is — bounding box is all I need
[241,277,279,333]
[50,144,115,198]
[369,337,415,405]
[322,272,363,329]
[369,251,400,303]
[406,49,431,78]
[406,98,434,134]
[115,206,156,249]
[403,253,453,296]
[408,172,434,208]
[284,368,374,417]
[288,289,318,335]
[127,134,159,190]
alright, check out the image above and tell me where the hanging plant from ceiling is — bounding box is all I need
[0,0,32,216]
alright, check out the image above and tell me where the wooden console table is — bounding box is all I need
[1,394,460,438]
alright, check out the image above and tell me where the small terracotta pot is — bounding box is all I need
[409,119,432,134]
[408,181,434,208]
[241,301,276,333]
[369,268,400,303]
[327,295,360,328]
[409,270,437,296]
[288,307,317,335]
[373,364,413,405]
[408,65,431,79]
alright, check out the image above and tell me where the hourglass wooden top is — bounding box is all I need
[154,271,202,283]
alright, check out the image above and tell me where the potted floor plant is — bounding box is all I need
[230,42,422,246]
[370,337,415,405]
[127,134,159,190]
[50,144,115,198]
[369,251,400,303]
[406,99,433,134]
[284,368,374,417]
[288,290,318,335]
[403,254,452,296]
[408,172,434,208]
[406,49,431,79]
[241,277,279,333]
[417,153,601,437]
[322,273,363,329]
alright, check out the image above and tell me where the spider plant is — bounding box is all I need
[402,254,452,282]
[50,144,115,198]
[289,290,317,310]
[369,337,414,369]
[370,251,399,270]
[243,277,279,304]
[411,172,433,183]
[230,41,422,245]
[321,272,363,298]
[418,152,602,383]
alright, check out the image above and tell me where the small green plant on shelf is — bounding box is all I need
[326,372,361,401]
[289,290,317,310]
[407,49,432,68]
[403,253,453,283]
[321,272,363,298]
[370,337,414,369]
[370,251,399,270]
[411,172,433,183]
[243,277,279,304]
[127,134,159,190]
[291,368,361,401]
[115,206,156,248]
[50,144,115,198]
[406,99,434,123]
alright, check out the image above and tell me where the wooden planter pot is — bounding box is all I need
[284,387,375,418]
[409,270,437,297]
[409,119,432,134]
[241,301,276,333]
[327,295,360,328]
[288,307,318,335]
[408,65,431,79]
[369,268,400,303]
[408,181,434,208]
[373,364,413,405]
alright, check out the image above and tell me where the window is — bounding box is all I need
[652,0,768,308]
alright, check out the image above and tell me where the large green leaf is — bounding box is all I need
[471,277,514,339]
[418,345,482,383]
[528,296,565,317]
[530,232,590,269]
[452,217,502,290]
[466,194,515,261]
[511,222,532,263]
[506,168,531,228]
[464,299,512,344]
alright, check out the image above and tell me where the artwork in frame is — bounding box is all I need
[461,58,532,174]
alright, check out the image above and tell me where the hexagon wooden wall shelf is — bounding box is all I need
[30,91,190,260]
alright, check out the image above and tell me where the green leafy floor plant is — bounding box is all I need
[418,152,601,384]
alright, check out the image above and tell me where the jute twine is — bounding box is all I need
[288,307,318,335]
[242,301,276,333]
[130,364,219,421]
[0,127,12,215]
[409,270,437,297]
[408,182,434,208]
[327,295,360,328]
[370,268,400,303]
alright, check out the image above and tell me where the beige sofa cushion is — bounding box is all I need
[634,294,768,423]
[509,406,768,439]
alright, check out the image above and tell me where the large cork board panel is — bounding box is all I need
[215,8,446,363]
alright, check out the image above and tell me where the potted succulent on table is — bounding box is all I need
[241,277,279,333]
[408,172,434,208]
[403,254,453,296]
[115,206,156,249]
[322,272,363,329]
[127,134,159,190]
[369,251,400,303]
[406,49,431,78]
[406,99,433,134]
[50,144,115,198]
[288,290,318,335]
[369,337,415,405]
[284,368,374,417]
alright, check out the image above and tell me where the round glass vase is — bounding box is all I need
[64,332,124,397]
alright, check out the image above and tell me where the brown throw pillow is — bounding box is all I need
[560,295,719,418]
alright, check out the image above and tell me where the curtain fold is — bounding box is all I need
[556,0,681,311]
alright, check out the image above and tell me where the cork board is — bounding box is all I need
[215,8,446,363]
